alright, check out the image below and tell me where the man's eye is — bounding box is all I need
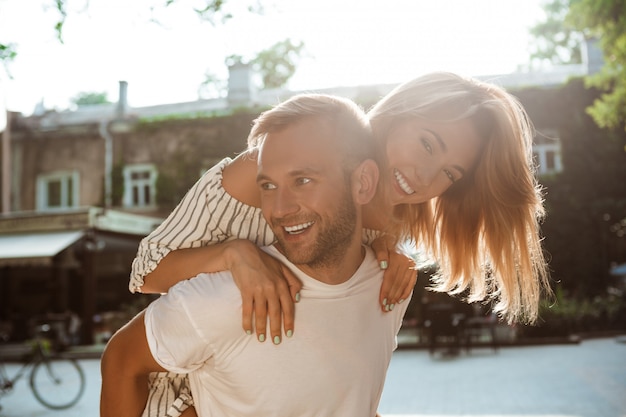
[296,178,311,185]
[261,182,277,190]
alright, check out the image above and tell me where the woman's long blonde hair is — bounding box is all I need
[368,72,551,324]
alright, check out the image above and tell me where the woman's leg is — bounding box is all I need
[179,407,198,417]
[143,372,194,417]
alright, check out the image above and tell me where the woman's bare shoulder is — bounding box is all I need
[222,150,261,208]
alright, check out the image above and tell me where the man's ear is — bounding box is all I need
[351,159,379,205]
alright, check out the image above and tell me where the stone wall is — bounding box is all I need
[8,111,258,213]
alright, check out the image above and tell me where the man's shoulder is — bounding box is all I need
[169,270,240,304]
[359,246,384,279]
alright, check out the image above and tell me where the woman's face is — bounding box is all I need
[384,117,483,206]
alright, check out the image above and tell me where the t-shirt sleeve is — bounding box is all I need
[129,158,232,293]
[144,280,215,374]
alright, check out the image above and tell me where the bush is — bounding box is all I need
[520,286,626,338]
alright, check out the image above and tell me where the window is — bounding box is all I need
[36,171,79,211]
[123,164,157,208]
[533,129,563,176]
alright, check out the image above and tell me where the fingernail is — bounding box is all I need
[295,292,301,302]
[382,298,388,306]
[379,260,388,270]
[246,330,252,335]
[389,304,395,311]
[398,299,405,304]
[259,334,265,342]
[385,304,390,312]
[287,329,293,338]
[273,336,281,345]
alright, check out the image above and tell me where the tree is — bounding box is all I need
[530,0,626,131]
[198,70,227,99]
[0,0,264,65]
[0,44,17,77]
[567,0,626,131]
[201,39,306,95]
[251,39,305,89]
[71,91,110,106]
[529,0,583,66]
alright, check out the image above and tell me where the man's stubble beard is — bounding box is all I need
[274,189,357,270]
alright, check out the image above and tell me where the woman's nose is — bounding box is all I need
[416,165,439,187]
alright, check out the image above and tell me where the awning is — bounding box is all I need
[0,230,84,267]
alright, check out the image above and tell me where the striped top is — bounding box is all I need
[129,157,381,293]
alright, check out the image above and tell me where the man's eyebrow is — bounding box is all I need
[256,173,270,183]
[289,168,323,177]
[256,167,322,183]
[424,128,447,152]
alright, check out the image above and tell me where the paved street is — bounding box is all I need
[0,337,624,417]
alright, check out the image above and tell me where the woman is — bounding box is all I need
[366,72,549,323]
[131,72,550,417]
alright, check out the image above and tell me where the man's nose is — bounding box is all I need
[272,187,299,218]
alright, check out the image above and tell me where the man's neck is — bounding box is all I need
[296,244,366,285]
[363,192,392,232]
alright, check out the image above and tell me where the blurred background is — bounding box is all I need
[0,0,624,349]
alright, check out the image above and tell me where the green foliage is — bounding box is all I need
[71,91,110,106]
[0,44,17,63]
[198,70,227,99]
[206,39,305,93]
[567,0,626,130]
[251,39,305,89]
[0,43,17,77]
[529,0,583,65]
[155,150,203,209]
[1,1,263,64]
[54,0,67,43]
[530,0,626,130]
[534,79,626,298]
[522,286,626,337]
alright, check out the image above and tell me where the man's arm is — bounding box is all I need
[100,310,166,417]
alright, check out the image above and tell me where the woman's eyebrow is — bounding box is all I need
[424,128,447,152]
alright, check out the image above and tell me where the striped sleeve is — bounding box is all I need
[129,157,276,293]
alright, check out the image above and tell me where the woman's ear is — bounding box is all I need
[352,159,379,205]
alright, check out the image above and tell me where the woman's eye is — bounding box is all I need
[421,138,433,154]
[444,170,456,183]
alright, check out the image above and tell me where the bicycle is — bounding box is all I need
[0,324,86,410]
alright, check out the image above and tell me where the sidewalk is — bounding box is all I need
[379,335,626,417]
[62,327,621,359]
[0,325,615,361]
[1,336,624,417]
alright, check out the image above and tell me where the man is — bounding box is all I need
[100,94,410,417]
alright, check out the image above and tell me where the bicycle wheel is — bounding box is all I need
[29,357,85,409]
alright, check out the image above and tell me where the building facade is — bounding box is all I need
[3,57,624,344]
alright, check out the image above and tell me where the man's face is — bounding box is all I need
[257,117,358,270]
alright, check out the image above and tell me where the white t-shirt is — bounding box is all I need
[130,157,381,293]
[145,245,410,417]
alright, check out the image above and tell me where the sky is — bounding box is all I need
[0,0,547,116]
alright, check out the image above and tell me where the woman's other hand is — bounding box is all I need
[371,235,417,312]
[224,240,302,344]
